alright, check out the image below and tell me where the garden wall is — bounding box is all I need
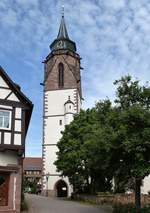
[73,193,150,205]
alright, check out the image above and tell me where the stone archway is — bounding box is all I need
[55,180,68,197]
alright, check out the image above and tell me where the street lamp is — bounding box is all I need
[46,173,50,197]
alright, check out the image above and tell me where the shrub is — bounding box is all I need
[142,205,150,213]
[113,203,150,213]
[21,193,28,211]
[21,199,28,211]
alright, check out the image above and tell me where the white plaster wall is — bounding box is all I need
[0,76,9,87]
[14,134,21,145]
[4,132,11,144]
[45,89,76,116]
[0,88,11,99]
[65,113,74,125]
[141,175,150,194]
[0,75,20,102]
[44,145,58,174]
[43,88,81,195]
[0,151,17,166]
[8,93,19,102]
[64,102,75,114]
[15,120,21,132]
[15,108,22,119]
[44,116,65,144]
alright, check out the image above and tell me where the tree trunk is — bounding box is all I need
[90,177,93,194]
[86,177,90,193]
[135,178,141,213]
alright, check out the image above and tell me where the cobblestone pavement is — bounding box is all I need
[24,194,112,213]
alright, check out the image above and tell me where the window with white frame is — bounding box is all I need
[0,110,11,129]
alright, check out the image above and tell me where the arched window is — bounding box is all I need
[58,63,64,87]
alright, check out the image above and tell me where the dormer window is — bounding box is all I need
[58,63,64,88]
[0,110,11,129]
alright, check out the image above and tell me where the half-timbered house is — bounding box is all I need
[0,66,33,213]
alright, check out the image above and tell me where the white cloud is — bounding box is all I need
[102,0,126,11]
[0,0,150,155]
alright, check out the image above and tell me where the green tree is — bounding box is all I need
[55,105,114,193]
[55,109,96,192]
[113,76,150,213]
[55,75,150,213]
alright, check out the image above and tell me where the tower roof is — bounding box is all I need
[50,15,76,52]
[57,15,69,39]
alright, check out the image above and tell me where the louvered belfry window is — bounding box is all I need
[58,63,64,87]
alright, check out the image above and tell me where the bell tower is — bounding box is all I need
[42,13,82,196]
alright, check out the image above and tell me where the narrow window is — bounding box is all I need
[0,110,11,129]
[69,105,71,109]
[59,120,62,125]
[58,63,64,87]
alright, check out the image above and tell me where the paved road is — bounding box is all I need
[24,194,112,213]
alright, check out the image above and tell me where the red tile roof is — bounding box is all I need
[23,158,42,171]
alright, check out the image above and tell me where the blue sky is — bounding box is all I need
[0,0,150,157]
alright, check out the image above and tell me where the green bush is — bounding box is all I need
[21,193,28,211]
[113,203,150,213]
[21,199,28,211]
[142,205,150,213]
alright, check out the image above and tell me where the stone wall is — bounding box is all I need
[114,193,150,205]
[73,193,150,206]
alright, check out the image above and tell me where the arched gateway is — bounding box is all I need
[55,180,68,197]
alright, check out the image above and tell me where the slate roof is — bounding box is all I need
[57,15,69,39]
[50,15,76,53]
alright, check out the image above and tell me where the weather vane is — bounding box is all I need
[61,0,65,17]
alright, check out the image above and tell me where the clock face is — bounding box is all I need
[56,40,64,49]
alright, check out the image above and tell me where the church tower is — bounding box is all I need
[42,13,82,197]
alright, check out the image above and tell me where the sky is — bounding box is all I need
[0,0,150,157]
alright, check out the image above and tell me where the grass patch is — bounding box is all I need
[113,203,150,213]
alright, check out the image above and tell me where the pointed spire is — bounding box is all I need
[50,4,76,53]
[57,11,69,39]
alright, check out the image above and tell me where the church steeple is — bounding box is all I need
[42,7,82,197]
[57,15,69,39]
[50,14,76,52]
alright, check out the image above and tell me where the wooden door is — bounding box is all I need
[0,173,9,206]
